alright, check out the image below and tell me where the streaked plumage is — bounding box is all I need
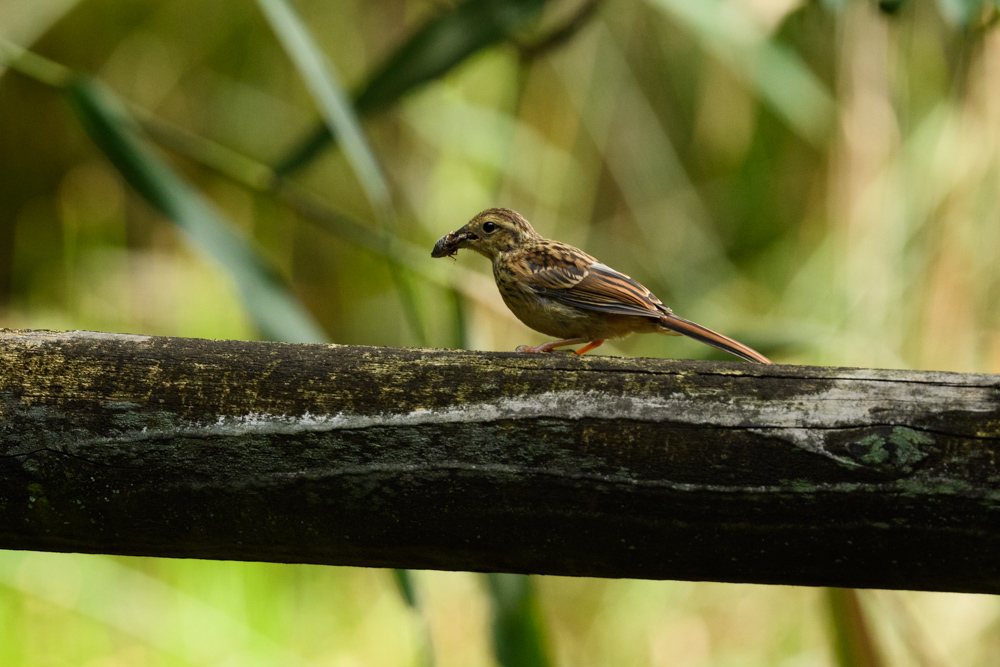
[431,208,772,363]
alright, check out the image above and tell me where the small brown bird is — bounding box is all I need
[432,208,772,363]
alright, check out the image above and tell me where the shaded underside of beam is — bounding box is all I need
[0,329,998,593]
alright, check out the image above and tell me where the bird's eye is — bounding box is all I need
[482,221,499,233]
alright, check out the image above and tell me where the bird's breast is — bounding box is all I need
[492,262,656,340]
[491,265,576,338]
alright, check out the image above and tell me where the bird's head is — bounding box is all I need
[431,208,541,261]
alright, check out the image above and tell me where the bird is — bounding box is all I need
[431,208,772,364]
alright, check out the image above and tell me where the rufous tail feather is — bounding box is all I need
[659,314,772,364]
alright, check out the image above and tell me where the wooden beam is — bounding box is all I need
[1,329,998,593]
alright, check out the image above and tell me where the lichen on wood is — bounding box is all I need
[1,329,999,593]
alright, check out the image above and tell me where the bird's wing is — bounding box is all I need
[513,244,669,318]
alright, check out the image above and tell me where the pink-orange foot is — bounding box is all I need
[573,339,606,355]
[515,338,606,355]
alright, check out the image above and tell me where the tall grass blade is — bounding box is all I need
[486,573,550,667]
[65,77,327,344]
[255,0,427,345]
[275,0,550,175]
[0,38,71,86]
[826,588,886,667]
[392,569,436,667]
[134,108,512,323]
[256,0,392,215]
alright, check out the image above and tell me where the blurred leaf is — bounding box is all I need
[826,588,886,667]
[256,0,428,345]
[276,0,551,174]
[486,573,550,667]
[936,0,985,26]
[64,76,328,344]
[354,0,549,113]
[256,0,392,214]
[518,0,602,60]
[878,0,908,15]
[391,569,436,667]
[0,37,71,86]
[134,108,508,316]
[392,568,418,607]
[647,0,834,146]
[0,552,312,666]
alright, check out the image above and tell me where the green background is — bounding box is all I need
[2,0,999,664]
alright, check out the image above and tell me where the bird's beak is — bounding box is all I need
[431,228,478,258]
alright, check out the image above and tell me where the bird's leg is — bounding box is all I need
[573,339,606,355]
[515,338,606,354]
[516,338,587,353]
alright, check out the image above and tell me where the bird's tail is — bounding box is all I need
[659,313,772,364]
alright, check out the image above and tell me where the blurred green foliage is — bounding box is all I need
[65,75,328,342]
[487,574,550,667]
[2,0,1000,665]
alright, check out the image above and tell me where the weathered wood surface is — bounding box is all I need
[0,329,998,593]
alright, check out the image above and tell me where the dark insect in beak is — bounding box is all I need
[431,230,478,258]
[431,235,456,258]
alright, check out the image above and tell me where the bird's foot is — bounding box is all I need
[515,338,604,354]
[573,339,606,355]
